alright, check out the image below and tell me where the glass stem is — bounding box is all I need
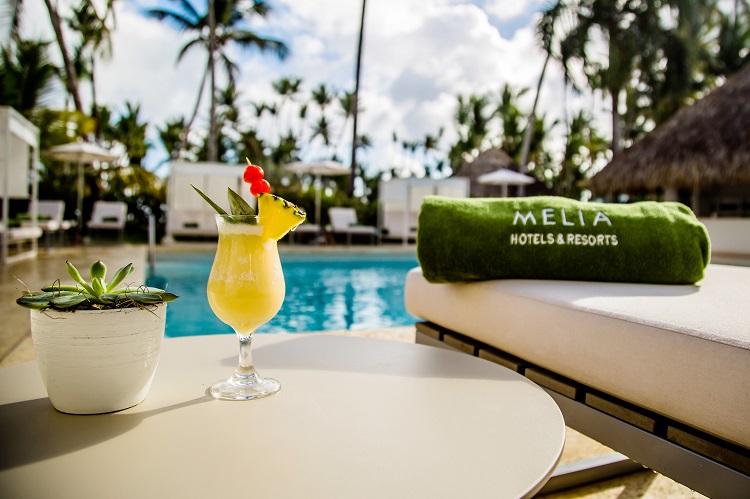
[236,332,258,379]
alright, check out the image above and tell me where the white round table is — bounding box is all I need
[0,334,564,498]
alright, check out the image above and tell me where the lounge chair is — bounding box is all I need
[166,209,219,238]
[0,225,43,260]
[327,207,378,245]
[86,201,127,242]
[21,200,73,247]
[405,264,750,497]
[288,223,323,245]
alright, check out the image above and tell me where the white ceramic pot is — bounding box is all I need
[29,304,167,414]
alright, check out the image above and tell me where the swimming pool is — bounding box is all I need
[153,252,419,337]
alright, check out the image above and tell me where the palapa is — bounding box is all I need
[591,64,750,194]
[454,148,525,197]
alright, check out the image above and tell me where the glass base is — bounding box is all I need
[209,373,281,401]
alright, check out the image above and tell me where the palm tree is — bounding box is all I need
[335,90,356,157]
[545,0,643,155]
[311,83,335,112]
[42,0,83,112]
[520,0,573,170]
[349,0,367,195]
[158,116,190,162]
[69,0,113,137]
[544,0,730,153]
[271,76,302,135]
[310,115,332,152]
[448,93,492,169]
[421,128,443,177]
[0,37,58,116]
[111,101,149,166]
[494,84,528,159]
[148,0,288,162]
[2,0,24,44]
[309,82,334,150]
[237,127,267,168]
[555,111,608,199]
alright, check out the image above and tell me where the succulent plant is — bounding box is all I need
[16,260,178,311]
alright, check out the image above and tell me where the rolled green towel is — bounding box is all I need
[417,196,711,284]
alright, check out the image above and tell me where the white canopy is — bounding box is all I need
[0,107,40,264]
[44,139,119,230]
[285,160,350,224]
[477,168,536,197]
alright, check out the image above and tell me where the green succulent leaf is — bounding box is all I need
[227,188,256,216]
[127,293,165,304]
[106,263,134,292]
[90,260,107,281]
[100,293,121,303]
[92,277,105,297]
[191,184,228,215]
[50,294,88,309]
[16,295,53,309]
[66,261,87,286]
[112,285,165,294]
[41,284,83,293]
[158,292,179,303]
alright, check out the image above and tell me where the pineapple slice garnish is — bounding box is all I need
[258,193,306,240]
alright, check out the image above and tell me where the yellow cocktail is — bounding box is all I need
[208,218,285,336]
[206,214,289,400]
[196,183,306,401]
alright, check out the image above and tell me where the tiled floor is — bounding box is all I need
[0,243,707,497]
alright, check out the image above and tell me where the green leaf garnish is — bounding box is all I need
[227,187,256,216]
[191,184,228,215]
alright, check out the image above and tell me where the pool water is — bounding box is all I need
[153,252,419,337]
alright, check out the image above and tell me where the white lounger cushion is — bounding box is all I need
[405,264,750,449]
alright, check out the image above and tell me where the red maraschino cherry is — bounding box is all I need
[250,179,271,196]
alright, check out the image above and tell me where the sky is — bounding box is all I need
[20,0,608,178]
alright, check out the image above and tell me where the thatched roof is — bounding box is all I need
[454,148,520,197]
[591,64,750,193]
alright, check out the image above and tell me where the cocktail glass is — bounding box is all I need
[207,214,284,400]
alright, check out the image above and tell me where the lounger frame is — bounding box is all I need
[415,321,750,497]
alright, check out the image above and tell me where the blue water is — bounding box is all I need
[153,252,419,337]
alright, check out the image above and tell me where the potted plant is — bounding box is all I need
[16,260,178,414]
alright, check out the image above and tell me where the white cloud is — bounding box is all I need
[20,0,609,177]
[483,0,535,22]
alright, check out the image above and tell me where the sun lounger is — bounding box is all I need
[288,223,323,244]
[21,200,73,247]
[405,264,750,497]
[86,201,127,242]
[0,225,43,264]
[165,209,219,238]
[328,207,378,245]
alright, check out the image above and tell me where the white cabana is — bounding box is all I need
[0,107,40,264]
[378,177,470,245]
[165,161,255,240]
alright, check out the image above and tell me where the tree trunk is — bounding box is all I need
[43,0,84,113]
[348,0,367,196]
[175,57,212,159]
[519,50,551,171]
[207,0,218,162]
[610,86,622,156]
[91,58,101,139]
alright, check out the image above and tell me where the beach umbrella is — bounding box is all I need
[286,160,350,224]
[44,140,119,230]
[478,168,536,197]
